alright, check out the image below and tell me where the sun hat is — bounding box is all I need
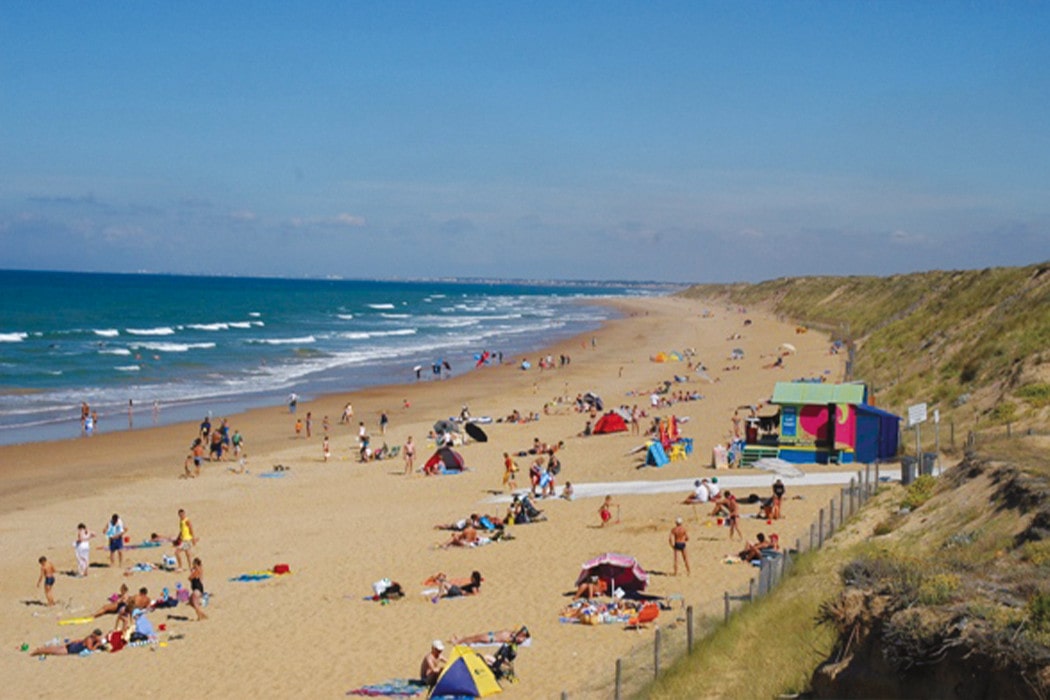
[432,639,445,651]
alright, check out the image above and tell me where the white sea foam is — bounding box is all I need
[93,329,120,338]
[380,313,411,319]
[126,327,176,336]
[249,336,317,345]
[0,332,28,342]
[99,348,132,356]
[367,303,396,309]
[129,342,217,352]
[187,323,230,331]
[249,312,261,317]
[338,329,417,340]
[337,314,354,320]
[114,365,141,372]
[228,322,252,329]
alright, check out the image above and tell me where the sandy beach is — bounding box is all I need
[1,294,846,699]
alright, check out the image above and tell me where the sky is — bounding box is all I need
[2,2,1048,284]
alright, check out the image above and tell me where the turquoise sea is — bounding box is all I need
[0,270,671,445]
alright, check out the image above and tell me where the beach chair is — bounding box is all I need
[625,602,660,631]
[669,443,687,462]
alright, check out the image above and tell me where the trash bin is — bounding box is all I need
[901,456,917,486]
[921,452,937,476]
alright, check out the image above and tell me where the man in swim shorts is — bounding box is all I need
[37,556,56,606]
[669,517,691,576]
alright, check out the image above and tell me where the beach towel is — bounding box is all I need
[58,616,95,626]
[258,472,287,478]
[345,678,426,697]
[228,568,292,582]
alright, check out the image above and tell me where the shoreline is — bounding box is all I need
[1,292,847,699]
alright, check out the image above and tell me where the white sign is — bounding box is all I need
[907,402,927,427]
[934,409,940,424]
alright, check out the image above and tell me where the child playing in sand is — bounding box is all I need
[294,418,303,438]
[561,482,574,500]
[322,435,330,462]
[37,556,56,606]
[599,495,618,527]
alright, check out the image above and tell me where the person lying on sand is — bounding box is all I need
[32,629,104,657]
[441,523,479,548]
[431,571,483,599]
[451,627,530,646]
[434,514,504,531]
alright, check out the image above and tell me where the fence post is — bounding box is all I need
[830,498,836,536]
[818,508,825,548]
[856,470,863,503]
[809,523,815,551]
[723,591,730,623]
[749,578,755,602]
[562,693,568,700]
[654,628,661,679]
[950,420,955,448]
[849,478,856,516]
[795,537,801,554]
[865,464,871,499]
[839,488,846,524]
[687,605,694,653]
[615,658,622,700]
[875,462,880,492]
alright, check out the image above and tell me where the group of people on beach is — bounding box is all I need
[34,507,208,658]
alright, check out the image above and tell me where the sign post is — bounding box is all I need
[907,403,927,472]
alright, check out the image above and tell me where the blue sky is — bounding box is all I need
[2,2,1047,283]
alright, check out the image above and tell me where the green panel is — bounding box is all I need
[771,382,865,405]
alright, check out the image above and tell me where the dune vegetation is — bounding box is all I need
[642,264,1050,698]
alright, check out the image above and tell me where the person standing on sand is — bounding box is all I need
[669,517,691,576]
[105,513,126,567]
[175,509,197,571]
[288,393,298,413]
[305,412,312,438]
[37,556,57,606]
[502,453,518,492]
[379,410,389,435]
[322,435,331,462]
[599,495,618,527]
[74,523,95,577]
[726,493,742,540]
[188,557,208,621]
[295,418,303,438]
[403,436,415,475]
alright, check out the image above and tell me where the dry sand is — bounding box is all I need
[0,295,846,699]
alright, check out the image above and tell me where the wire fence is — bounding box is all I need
[559,463,883,700]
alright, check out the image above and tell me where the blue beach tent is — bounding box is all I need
[645,442,669,467]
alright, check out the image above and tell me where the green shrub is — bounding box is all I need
[1021,540,1050,567]
[989,401,1018,424]
[902,475,937,510]
[1015,382,1050,408]
[918,573,960,605]
[1027,592,1050,633]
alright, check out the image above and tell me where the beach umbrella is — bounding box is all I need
[464,422,488,442]
[575,553,649,593]
[779,343,797,354]
[433,419,457,436]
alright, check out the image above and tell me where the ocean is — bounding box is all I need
[0,270,667,446]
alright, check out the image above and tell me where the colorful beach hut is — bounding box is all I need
[743,382,900,465]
